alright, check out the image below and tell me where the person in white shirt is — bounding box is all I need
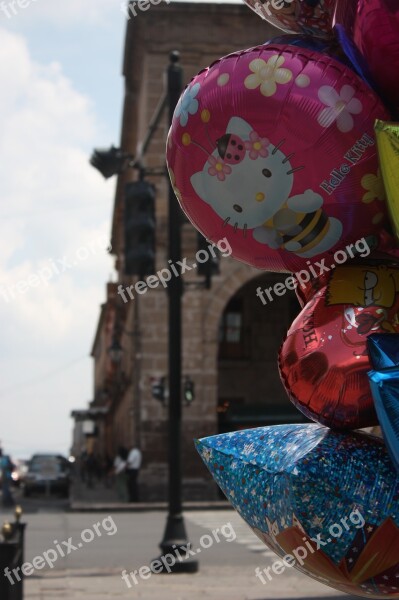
[126,446,142,502]
[113,446,128,502]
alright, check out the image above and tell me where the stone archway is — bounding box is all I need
[203,264,304,436]
[203,264,257,347]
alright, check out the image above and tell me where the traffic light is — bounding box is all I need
[197,232,219,289]
[184,377,195,405]
[124,181,156,277]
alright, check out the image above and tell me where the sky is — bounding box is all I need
[0,0,242,459]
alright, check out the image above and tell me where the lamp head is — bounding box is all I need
[90,146,133,179]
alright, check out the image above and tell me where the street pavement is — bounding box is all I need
[24,567,356,600]
[0,484,359,600]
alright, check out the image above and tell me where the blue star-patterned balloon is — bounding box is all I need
[196,424,399,598]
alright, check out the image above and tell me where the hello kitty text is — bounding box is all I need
[320,133,375,195]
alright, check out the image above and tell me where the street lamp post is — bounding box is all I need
[90,50,198,573]
[157,52,198,573]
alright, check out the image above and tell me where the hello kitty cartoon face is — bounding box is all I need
[191,117,294,231]
[190,116,342,257]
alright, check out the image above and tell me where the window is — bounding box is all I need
[219,297,248,359]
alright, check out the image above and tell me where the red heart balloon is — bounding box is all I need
[279,262,399,429]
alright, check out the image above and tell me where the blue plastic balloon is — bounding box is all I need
[367,334,399,473]
[368,333,399,370]
[197,424,399,598]
[368,368,399,474]
[265,34,336,53]
[333,25,383,96]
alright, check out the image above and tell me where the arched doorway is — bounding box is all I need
[217,273,307,434]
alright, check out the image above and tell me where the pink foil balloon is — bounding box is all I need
[167,45,390,272]
[354,0,399,113]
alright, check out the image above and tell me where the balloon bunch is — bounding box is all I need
[167,1,399,597]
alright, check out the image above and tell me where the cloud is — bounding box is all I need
[0,27,114,456]
[1,0,242,27]
[0,0,120,25]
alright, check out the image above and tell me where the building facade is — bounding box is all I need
[81,2,306,500]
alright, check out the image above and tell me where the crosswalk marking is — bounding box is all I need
[185,510,275,559]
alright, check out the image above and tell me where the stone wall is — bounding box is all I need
[110,2,301,500]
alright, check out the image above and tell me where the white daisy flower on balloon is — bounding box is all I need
[317,85,362,133]
[244,56,293,97]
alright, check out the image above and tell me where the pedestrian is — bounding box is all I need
[126,445,142,502]
[104,454,113,488]
[85,453,98,489]
[0,449,15,507]
[79,449,88,483]
[114,446,128,502]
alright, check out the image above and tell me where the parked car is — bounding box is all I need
[23,454,70,498]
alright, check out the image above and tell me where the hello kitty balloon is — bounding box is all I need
[166,45,390,272]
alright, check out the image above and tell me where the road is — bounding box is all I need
[0,490,358,600]
[2,499,280,571]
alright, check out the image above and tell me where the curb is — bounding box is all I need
[68,500,232,512]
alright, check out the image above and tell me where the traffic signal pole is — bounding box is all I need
[90,52,198,573]
[158,51,198,573]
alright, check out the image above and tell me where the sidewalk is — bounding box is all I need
[69,478,231,512]
[25,565,351,600]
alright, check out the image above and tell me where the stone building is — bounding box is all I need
[83,1,306,500]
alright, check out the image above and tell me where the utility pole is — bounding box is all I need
[158,51,198,573]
